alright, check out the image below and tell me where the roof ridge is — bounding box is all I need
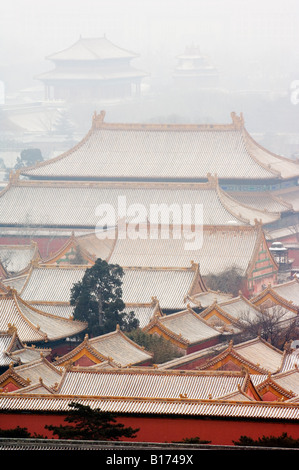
[92,110,241,132]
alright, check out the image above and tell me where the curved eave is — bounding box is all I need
[0,394,299,421]
[243,128,299,179]
[20,112,296,182]
[4,291,88,344]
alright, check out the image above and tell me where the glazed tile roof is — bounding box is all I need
[272,279,299,306]
[1,357,62,389]
[0,328,51,366]
[46,37,140,62]
[20,112,299,181]
[281,349,299,372]
[73,232,116,261]
[231,338,285,374]
[54,329,153,368]
[0,242,39,275]
[31,304,74,319]
[108,229,205,268]
[0,393,298,420]
[35,302,155,325]
[5,263,202,313]
[144,308,221,346]
[37,67,147,82]
[123,300,161,328]
[266,224,299,241]
[2,274,28,293]
[121,266,204,310]
[276,188,299,212]
[14,381,55,395]
[0,394,298,420]
[158,342,228,370]
[270,369,299,397]
[188,290,233,308]
[9,346,52,365]
[197,298,261,333]
[227,191,292,214]
[199,337,285,375]
[18,265,87,304]
[0,331,22,367]
[109,225,267,277]
[57,368,252,401]
[0,290,87,343]
[194,226,269,277]
[251,279,299,312]
[217,296,262,322]
[0,178,279,230]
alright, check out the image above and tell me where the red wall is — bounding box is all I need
[0,236,68,259]
[1,383,20,393]
[187,337,220,355]
[261,391,280,401]
[74,356,97,367]
[1,412,299,445]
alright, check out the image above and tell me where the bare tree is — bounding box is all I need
[235,304,298,349]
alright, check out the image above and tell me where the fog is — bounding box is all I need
[1,0,299,158]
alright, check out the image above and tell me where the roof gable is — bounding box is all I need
[54,328,153,368]
[256,370,299,401]
[200,295,262,330]
[41,234,95,266]
[251,281,299,313]
[0,357,62,391]
[144,307,220,349]
[199,337,285,375]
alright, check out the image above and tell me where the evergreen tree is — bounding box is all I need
[128,329,183,364]
[70,258,139,336]
[15,148,43,169]
[233,432,299,448]
[45,402,139,441]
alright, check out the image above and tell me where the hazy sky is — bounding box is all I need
[1,0,299,68]
[1,0,299,140]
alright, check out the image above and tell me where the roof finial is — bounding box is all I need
[92,110,106,129]
[231,112,244,130]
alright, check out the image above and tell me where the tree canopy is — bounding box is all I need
[234,304,298,349]
[204,265,245,297]
[15,148,43,169]
[233,432,299,448]
[70,258,139,336]
[45,402,139,441]
[128,328,183,364]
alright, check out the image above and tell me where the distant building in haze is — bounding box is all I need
[36,36,147,102]
[173,45,218,89]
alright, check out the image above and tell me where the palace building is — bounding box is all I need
[1,111,295,296]
[36,37,147,101]
[17,110,299,238]
[20,111,299,189]
[173,45,218,89]
[0,109,298,445]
